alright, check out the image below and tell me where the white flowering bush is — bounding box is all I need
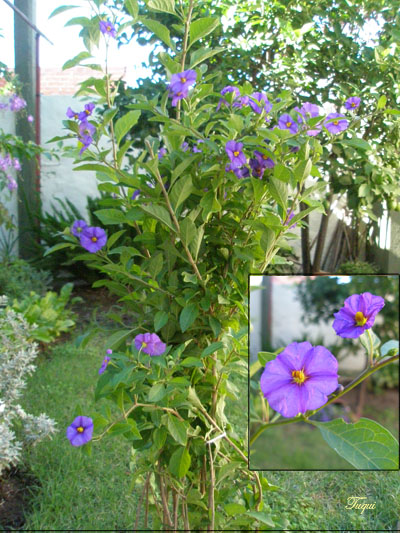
[0,296,57,476]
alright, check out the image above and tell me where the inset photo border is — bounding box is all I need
[248,274,400,471]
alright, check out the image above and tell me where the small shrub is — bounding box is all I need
[8,283,81,344]
[0,259,52,300]
[336,260,379,274]
[0,296,56,476]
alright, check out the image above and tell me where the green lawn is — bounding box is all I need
[13,327,400,531]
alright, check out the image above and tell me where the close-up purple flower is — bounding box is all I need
[249,92,272,114]
[217,85,240,109]
[66,416,94,446]
[80,226,107,253]
[254,150,275,169]
[9,94,26,112]
[158,147,167,159]
[296,102,320,122]
[131,189,140,200]
[78,134,93,155]
[332,292,385,339]
[0,103,8,110]
[278,113,299,134]
[98,355,111,375]
[181,141,189,152]
[99,20,117,38]
[233,95,250,109]
[324,113,349,134]
[193,140,204,153]
[226,164,250,179]
[225,140,246,169]
[169,70,197,94]
[78,102,96,121]
[344,96,361,110]
[260,341,339,418]
[106,349,112,355]
[66,107,80,120]
[27,114,34,123]
[79,119,96,138]
[13,158,21,171]
[169,88,188,107]
[134,332,166,356]
[7,178,18,191]
[71,219,88,237]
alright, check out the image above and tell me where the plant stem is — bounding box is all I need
[207,443,215,531]
[249,353,399,446]
[176,0,194,121]
[367,328,374,366]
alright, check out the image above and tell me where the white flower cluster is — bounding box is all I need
[0,298,57,476]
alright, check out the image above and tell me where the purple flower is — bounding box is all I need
[78,102,95,121]
[332,292,385,339]
[13,158,21,171]
[345,96,361,110]
[324,113,349,134]
[98,355,111,375]
[7,178,18,191]
[79,120,96,138]
[193,140,204,153]
[134,332,166,356]
[278,113,299,134]
[71,219,88,237]
[169,70,197,94]
[106,349,112,355]
[0,103,8,110]
[306,125,322,137]
[284,209,297,229]
[254,150,275,169]
[233,95,250,109]
[131,189,140,200]
[181,142,189,152]
[217,86,240,109]
[66,416,94,446]
[80,226,107,253]
[290,145,300,153]
[226,164,250,179]
[158,147,167,159]
[170,88,188,107]
[9,94,26,112]
[260,342,338,418]
[99,20,117,38]
[225,140,246,169]
[66,107,80,120]
[297,102,319,122]
[27,114,34,123]
[249,92,272,114]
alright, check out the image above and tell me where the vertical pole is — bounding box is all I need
[14,0,39,259]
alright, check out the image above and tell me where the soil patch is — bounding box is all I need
[0,466,39,529]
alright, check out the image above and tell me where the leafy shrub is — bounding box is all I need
[0,259,52,300]
[0,296,57,476]
[337,260,379,274]
[8,283,81,343]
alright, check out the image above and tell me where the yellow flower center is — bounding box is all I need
[107,25,111,31]
[233,151,240,157]
[351,102,356,107]
[91,236,98,242]
[77,426,84,433]
[292,369,307,385]
[85,109,90,115]
[333,120,339,125]
[142,341,147,348]
[262,155,268,159]
[74,114,78,119]
[177,92,182,96]
[355,311,367,326]
[181,77,187,83]
[286,121,292,127]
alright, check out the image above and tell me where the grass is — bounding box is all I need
[10,325,400,531]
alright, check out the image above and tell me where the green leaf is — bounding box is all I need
[179,304,198,333]
[225,503,246,516]
[62,51,92,70]
[170,176,193,210]
[209,316,221,338]
[140,204,176,232]
[146,0,176,15]
[190,46,224,68]
[259,227,275,253]
[147,383,167,402]
[341,138,372,151]
[268,178,287,211]
[114,110,141,145]
[167,414,187,446]
[125,0,139,19]
[154,311,169,332]
[293,159,312,183]
[179,217,197,247]
[313,417,399,469]
[189,17,220,48]
[43,242,75,257]
[273,163,292,183]
[169,447,191,478]
[141,18,174,50]
[359,329,381,353]
[180,356,203,367]
[94,208,126,225]
[105,329,134,350]
[380,340,399,357]
[257,351,276,366]
[201,341,223,358]
[200,190,221,221]
[377,94,387,110]
[246,511,275,527]
[49,5,79,18]
[189,223,204,261]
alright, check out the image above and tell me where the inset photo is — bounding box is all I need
[249,275,399,470]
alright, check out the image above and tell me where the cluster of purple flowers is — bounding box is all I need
[0,153,21,191]
[66,103,96,154]
[217,86,271,113]
[0,94,27,112]
[99,19,117,38]
[168,70,197,107]
[225,142,275,179]
[71,219,107,253]
[260,291,384,418]
[67,332,166,446]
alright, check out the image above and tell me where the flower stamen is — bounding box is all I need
[355,311,367,326]
[292,369,307,385]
